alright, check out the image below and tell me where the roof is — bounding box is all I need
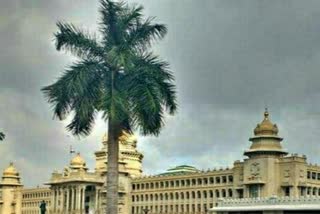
[158,165,199,176]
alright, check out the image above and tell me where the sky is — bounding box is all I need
[2,0,320,187]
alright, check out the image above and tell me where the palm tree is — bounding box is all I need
[41,1,177,214]
[0,132,4,141]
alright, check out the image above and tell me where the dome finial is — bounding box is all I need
[264,107,269,119]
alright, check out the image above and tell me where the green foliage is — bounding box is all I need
[0,132,5,141]
[42,0,177,136]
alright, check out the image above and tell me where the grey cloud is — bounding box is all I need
[2,0,320,186]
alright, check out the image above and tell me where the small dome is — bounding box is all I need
[254,109,278,136]
[70,153,86,168]
[3,162,19,177]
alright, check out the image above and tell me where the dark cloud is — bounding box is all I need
[1,0,320,187]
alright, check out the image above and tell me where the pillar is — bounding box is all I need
[76,186,81,211]
[66,187,70,212]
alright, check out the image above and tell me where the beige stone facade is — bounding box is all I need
[1,110,320,214]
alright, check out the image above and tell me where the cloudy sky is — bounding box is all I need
[2,0,320,187]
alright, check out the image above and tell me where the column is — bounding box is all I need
[57,187,63,213]
[82,186,86,211]
[52,188,56,212]
[61,187,65,213]
[95,188,99,211]
[71,187,74,212]
[76,186,81,211]
[66,187,70,212]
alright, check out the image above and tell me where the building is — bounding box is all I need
[1,110,320,214]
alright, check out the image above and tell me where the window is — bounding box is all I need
[228,175,233,183]
[307,171,311,179]
[249,185,259,198]
[216,177,221,184]
[312,172,317,179]
[284,187,290,196]
[222,176,227,183]
[210,177,214,184]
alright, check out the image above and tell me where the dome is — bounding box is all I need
[3,162,19,177]
[70,153,86,169]
[253,109,279,136]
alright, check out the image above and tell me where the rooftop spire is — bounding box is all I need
[264,107,269,119]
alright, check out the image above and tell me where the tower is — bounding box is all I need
[243,109,287,197]
[95,131,143,178]
[0,162,23,214]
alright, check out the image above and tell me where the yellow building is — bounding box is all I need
[1,110,320,214]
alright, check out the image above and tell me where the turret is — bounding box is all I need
[0,162,23,214]
[244,109,287,157]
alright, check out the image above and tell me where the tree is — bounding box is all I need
[0,132,4,141]
[41,1,177,214]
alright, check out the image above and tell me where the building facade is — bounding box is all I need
[1,110,320,214]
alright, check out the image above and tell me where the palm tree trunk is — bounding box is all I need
[106,120,120,214]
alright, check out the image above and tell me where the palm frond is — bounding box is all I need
[99,0,125,46]
[127,53,177,114]
[67,97,97,136]
[126,18,167,51]
[42,60,104,123]
[0,132,5,141]
[55,22,104,59]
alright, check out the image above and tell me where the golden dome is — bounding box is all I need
[70,153,86,168]
[254,109,279,136]
[3,162,19,177]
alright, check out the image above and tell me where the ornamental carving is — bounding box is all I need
[250,162,260,177]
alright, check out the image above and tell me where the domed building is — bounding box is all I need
[0,162,23,214]
[2,110,320,214]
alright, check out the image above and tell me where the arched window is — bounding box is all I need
[210,177,214,184]
[180,192,184,200]
[197,178,202,185]
[222,189,226,197]
[192,191,195,199]
[203,191,207,198]
[204,178,208,185]
[209,190,214,198]
[170,192,174,200]
[192,179,196,186]
[215,190,220,198]
[186,192,190,199]
[175,192,179,200]
[228,189,233,197]
[165,193,168,200]
[197,191,201,198]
